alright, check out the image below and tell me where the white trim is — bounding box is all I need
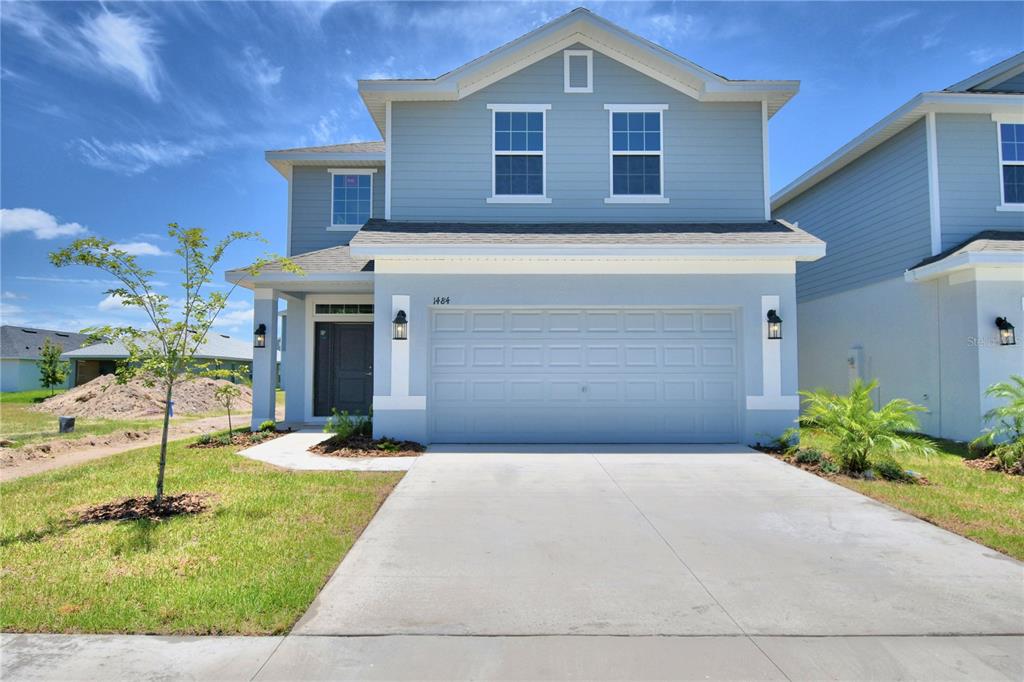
[384,101,392,220]
[993,113,1024,210]
[603,196,669,204]
[925,112,942,255]
[374,257,797,275]
[373,395,426,411]
[746,395,800,411]
[303,294,375,423]
[948,53,1024,93]
[905,251,1024,282]
[351,242,827,260]
[563,49,593,93]
[489,105,550,202]
[606,107,666,200]
[328,169,375,230]
[761,100,771,220]
[285,165,294,256]
[254,288,276,300]
[390,294,410,399]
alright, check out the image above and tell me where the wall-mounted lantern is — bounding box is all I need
[766,309,783,340]
[392,310,408,341]
[254,323,267,348]
[995,317,1016,346]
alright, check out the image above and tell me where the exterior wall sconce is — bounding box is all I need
[996,317,1016,346]
[766,309,783,340]
[254,323,267,348]
[392,310,408,341]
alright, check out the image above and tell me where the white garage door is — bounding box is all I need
[429,308,740,443]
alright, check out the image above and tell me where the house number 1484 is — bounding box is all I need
[433,296,451,305]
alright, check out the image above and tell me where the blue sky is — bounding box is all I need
[1,1,1021,336]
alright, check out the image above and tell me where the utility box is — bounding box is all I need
[58,416,76,433]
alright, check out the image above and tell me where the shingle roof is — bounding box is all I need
[350,219,823,247]
[63,334,254,362]
[0,326,90,361]
[909,230,1024,271]
[267,141,384,154]
[257,245,374,274]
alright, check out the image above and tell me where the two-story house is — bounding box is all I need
[773,53,1024,442]
[229,8,824,444]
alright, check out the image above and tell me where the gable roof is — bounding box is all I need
[225,245,374,289]
[63,333,254,363]
[358,7,799,133]
[0,326,90,361]
[905,230,1024,282]
[265,141,384,177]
[945,51,1024,93]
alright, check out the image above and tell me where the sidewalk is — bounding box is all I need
[3,632,1022,681]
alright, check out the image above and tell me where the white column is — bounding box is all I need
[746,294,798,410]
[251,289,278,430]
[390,294,410,398]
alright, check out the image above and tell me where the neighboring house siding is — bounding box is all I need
[290,166,385,255]
[390,47,766,223]
[936,113,1024,250]
[775,119,932,302]
[980,71,1024,93]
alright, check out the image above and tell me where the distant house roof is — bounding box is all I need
[0,326,90,361]
[349,219,825,259]
[63,333,254,363]
[905,230,1024,282]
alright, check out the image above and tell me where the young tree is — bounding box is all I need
[37,338,70,396]
[214,383,242,437]
[50,223,299,504]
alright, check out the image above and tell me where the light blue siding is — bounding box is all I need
[936,113,1024,249]
[775,119,932,302]
[980,70,1024,93]
[290,166,385,255]
[390,47,766,222]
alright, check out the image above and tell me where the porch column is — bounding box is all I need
[251,288,278,430]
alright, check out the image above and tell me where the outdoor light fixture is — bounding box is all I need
[766,309,783,340]
[392,310,408,341]
[254,323,267,348]
[995,317,1016,346]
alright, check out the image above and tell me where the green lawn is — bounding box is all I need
[798,434,1024,561]
[0,439,402,634]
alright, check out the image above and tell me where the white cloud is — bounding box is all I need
[863,11,918,37]
[237,46,283,97]
[73,138,205,175]
[98,294,128,311]
[2,291,26,300]
[113,242,168,256]
[0,301,25,321]
[968,47,1013,66]
[0,208,88,239]
[2,3,164,101]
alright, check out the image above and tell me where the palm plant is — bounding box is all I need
[785,379,936,475]
[971,375,1024,471]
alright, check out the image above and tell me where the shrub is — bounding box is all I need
[196,433,212,445]
[819,458,839,474]
[971,375,1024,472]
[216,433,232,446]
[785,379,935,475]
[794,448,823,465]
[324,409,370,440]
[250,431,267,443]
[873,456,912,482]
[375,438,401,453]
[259,420,276,433]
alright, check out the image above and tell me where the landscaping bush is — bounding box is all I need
[250,431,267,443]
[971,375,1024,474]
[259,420,276,433]
[323,409,370,440]
[785,379,935,475]
[873,456,912,482]
[216,433,232,446]
[196,433,213,446]
[794,448,823,465]
[819,458,839,474]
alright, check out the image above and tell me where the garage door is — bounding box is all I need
[429,308,740,443]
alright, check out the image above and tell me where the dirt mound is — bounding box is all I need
[36,375,252,419]
[75,493,215,523]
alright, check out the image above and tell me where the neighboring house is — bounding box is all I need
[229,8,825,442]
[0,326,89,392]
[773,53,1024,442]
[62,334,255,386]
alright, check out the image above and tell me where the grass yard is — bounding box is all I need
[798,434,1024,561]
[0,439,402,634]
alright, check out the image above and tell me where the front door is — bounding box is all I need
[314,322,373,417]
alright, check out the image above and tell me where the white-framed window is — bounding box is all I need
[563,49,593,93]
[328,168,376,229]
[604,104,669,204]
[994,115,1024,210]
[486,104,551,204]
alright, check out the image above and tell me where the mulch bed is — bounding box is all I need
[310,434,425,458]
[75,493,215,523]
[965,455,1023,476]
[753,446,929,484]
[188,429,289,449]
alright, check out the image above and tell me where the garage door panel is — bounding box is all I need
[430,308,740,443]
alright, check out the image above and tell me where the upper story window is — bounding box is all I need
[487,104,551,204]
[563,49,593,93]
[329,168,375,229]
[997,122,1024,206]
[605,105,669,204]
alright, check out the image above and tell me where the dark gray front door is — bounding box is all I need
[314,322,373,417]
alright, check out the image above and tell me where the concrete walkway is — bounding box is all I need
[4,447,1023,680]
[237,430,418,471]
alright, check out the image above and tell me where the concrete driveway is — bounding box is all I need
[293,446,1023,638]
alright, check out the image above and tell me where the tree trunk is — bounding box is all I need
[227,407,232,436]
[155,382,173,504]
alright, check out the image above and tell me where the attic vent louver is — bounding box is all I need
[564,49,592,93]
